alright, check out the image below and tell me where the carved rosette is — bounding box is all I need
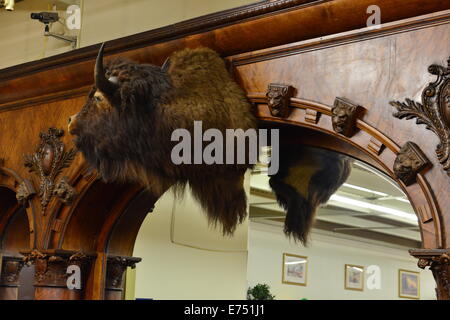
[266,83,294,118]
[23,250,90,288]
[411,250,450,300]
[390,56,450,176]
[23,128,77,214]
[393,142,430,186]
[106,256,142,291]
[0,256,25,287]
[331,97,365,137]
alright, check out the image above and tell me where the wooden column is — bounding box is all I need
[410,249,450,300]
[0,256,25,300]
[22,250,92,300]
[105,255,141,300]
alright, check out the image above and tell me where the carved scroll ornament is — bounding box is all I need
[23,128,77,214]
[393,142,430,186]
[266,83,294,118]
[390,56,450,176]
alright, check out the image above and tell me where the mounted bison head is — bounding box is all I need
[69,44,257,234]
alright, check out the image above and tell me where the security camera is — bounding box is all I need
[30,11,77,48]
[30,12,60,24]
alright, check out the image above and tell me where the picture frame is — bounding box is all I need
[344,264,364,291]
[399,269,420,299]
[282,253,307,286]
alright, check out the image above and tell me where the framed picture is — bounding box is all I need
[399,269,420,299]
[345,264,364,291]
[282,253,307,286]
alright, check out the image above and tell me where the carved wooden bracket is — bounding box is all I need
[266,83,295,118]
[106,256,142,291]
[23,128,77,214]
[23,250,92,288]
[410,249,450,300]
[15,179,36,208]
[393,142,430,186]
[0,256,25,287]
[390,56,450,176]
[331,97,365,137]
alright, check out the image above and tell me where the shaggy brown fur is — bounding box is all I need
[69,44,351,242]
[269,144,352,244]
[69,46,256,235]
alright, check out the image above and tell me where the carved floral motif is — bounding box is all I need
[390,56,450,176]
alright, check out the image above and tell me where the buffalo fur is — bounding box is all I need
[70,46,351,242]
[269,145,352,244]
[71,47,256,235]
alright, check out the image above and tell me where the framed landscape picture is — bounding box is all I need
[282,253,307,286]
[345,264,364,291]
[399,269,420,299]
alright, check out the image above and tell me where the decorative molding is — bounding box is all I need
[106,256,142,290]
[23,250,91,288]
[367,137,385,156]
[393,142,430,186]
[331,97,365,137]
[305,108,320,124]
[0,256,25,286]
[410,249,450,300]
[266,83,295,118]
[24,128,77,214]
[390,56,450,176]
[417,205,433,223]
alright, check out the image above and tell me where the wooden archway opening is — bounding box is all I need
[252,96,443,249]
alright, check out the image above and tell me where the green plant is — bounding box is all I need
[247,283,275,300]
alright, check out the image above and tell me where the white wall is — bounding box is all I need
[0,0,256,69]
[247,222,436,300]
[132,183,250,300]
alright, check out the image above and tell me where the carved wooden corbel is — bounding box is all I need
[390,56,450,176]
[23,127,77,214]
[106,256,142,291]
[410,249,450,300]
[266,83,294,118]
[393,142,430,186]
[331,97,365,137]
[15,179,36,208]
[0,256,25,287]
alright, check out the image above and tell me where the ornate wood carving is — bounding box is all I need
[23,250,91,288]
[24,128,77,214]
[53,176,76,205]
[266,83,294,118]
[393,142,430,186]
[390,57,450,176]
[106,256,142,291]
[0,256,25,287]
[331,97,365,137]
[410,249,450,300]
[15,180,36,208]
